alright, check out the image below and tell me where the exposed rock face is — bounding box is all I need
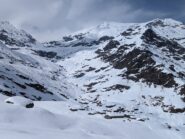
[142,28,185,60]
[96,41,177,88]
[103,40,120,51]
[98,36,114,42]
[180,85,185,102]
[34,50,57,59]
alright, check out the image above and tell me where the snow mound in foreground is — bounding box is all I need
[5,96,34,108]
[0,99,184,139]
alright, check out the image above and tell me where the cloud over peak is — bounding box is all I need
[0,0,184,41]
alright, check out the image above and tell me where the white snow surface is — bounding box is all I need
[0,96,184,139]
[5,96,33,107]
[0,19,185,138]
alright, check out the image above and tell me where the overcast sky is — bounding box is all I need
[0,0,184,42]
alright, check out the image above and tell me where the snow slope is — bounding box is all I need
[0,95,184,139]
[56,18,185,133]
[0,19,184,139]
[56,18,185,111]
[0,21,80,101]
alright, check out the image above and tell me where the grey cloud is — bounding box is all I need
[0,0,184,41]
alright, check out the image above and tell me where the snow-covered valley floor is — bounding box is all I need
[0,94,184,139]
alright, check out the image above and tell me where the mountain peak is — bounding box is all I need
[0,20,19,32]
[146,18,183,27]
[0,21,36,47]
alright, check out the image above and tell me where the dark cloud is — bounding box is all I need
[0,0,184,41]
[124,0,185,22]
[127,0,184,12]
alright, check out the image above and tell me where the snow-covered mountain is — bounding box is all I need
[0,21,36,47]
[0,21,80,101]
[0,19,184,139]
[45,18,185,131]
[44,18,185,112]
